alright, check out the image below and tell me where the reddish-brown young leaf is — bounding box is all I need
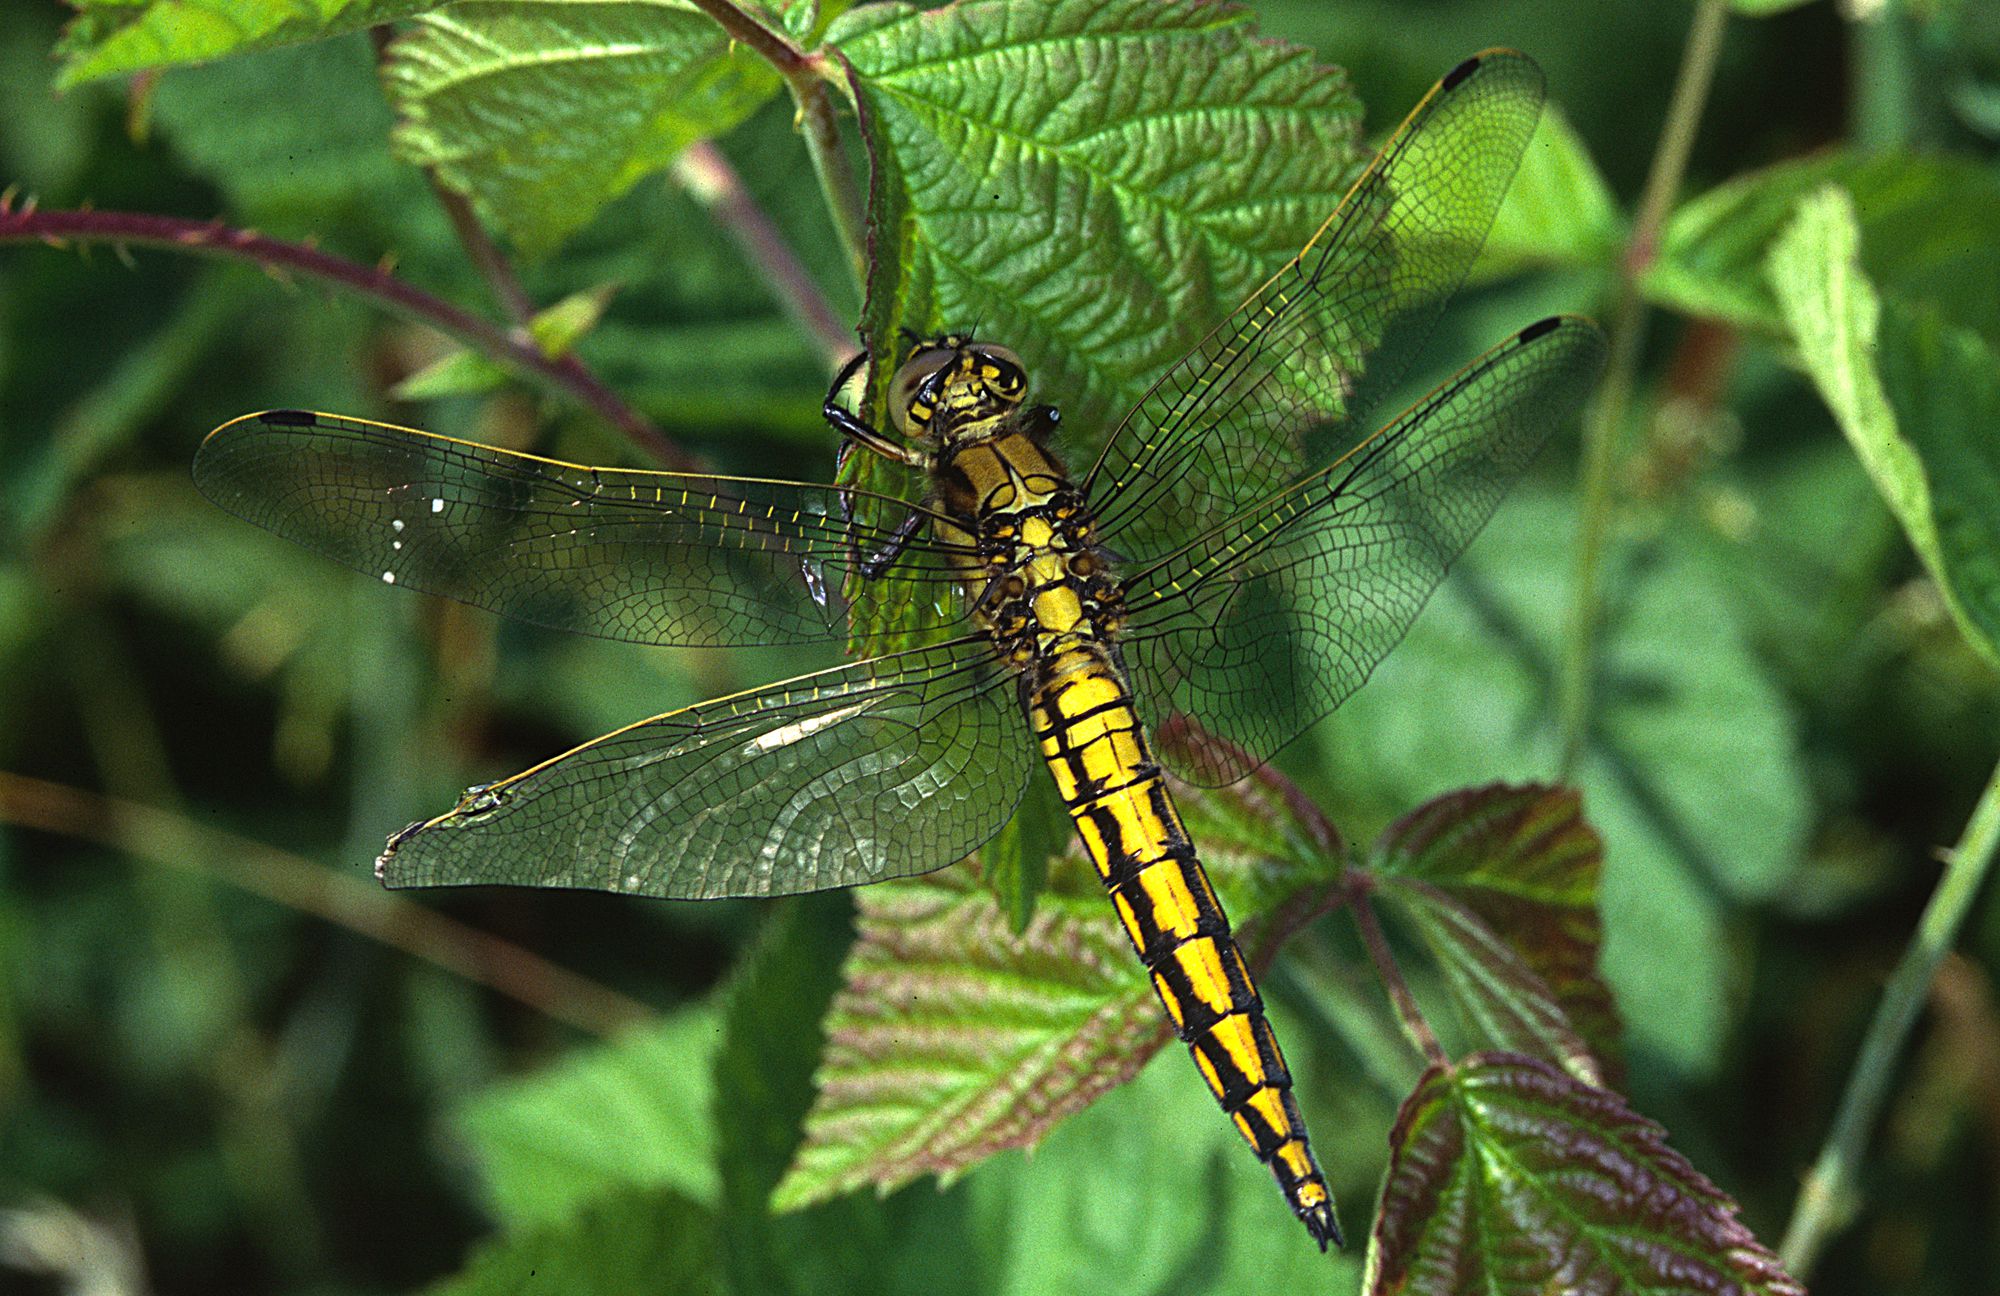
[1372,784,1622,1081]
[771,861,1163,1210]
[774,753,1342,1211]
[1368,1052,1806,1296]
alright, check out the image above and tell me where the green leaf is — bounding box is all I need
[452,1007,722,1227]
[387,0,784,255]
[56,0,447,87]
[531,284,620,356]
[831,0,1361,642]
[835,0,1361,431]
[393,285,619,399]
[775,0,843,42]
[425,1186,722,1296]
[1476,103,1624,283]
[1366,1052,1804,1296]
[1652,151,2000,348]
[1370,784,1618,1086]
[1768,184,2000,663]
[771,862,1162,1211]
[776,765,1341,1211]
[1878,304,2000,654]
[390,349,511,402]
[1729,0,1819,12]
[1314,493,1810,1074]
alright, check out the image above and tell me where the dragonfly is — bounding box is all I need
[193,50,1606,1250]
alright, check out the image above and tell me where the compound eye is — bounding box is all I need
[890,345,957,428]
[973,345,1026,397]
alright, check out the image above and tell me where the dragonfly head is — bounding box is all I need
[889,333,1028,442]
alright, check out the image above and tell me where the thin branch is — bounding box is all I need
[1350,885,1447,1068]
[0,771,653,1038]
[673,140,854,367]
[1558,0,1731,776]
[674,0,865,287]
[683,0,809,74]
[427,178,538,327]
[0,200,692,470]
[797,58,870,290]
[1779,757,2000,1279]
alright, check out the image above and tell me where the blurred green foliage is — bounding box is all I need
[3,0,2000,1293]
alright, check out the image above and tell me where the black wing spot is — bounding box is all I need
[1519,315,1562,343]
[261,409,318,428]
[1442,54,1482,91]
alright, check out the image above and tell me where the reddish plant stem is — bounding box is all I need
[430,179,539,327]
[0,203,691,469]
[683,0,809,73]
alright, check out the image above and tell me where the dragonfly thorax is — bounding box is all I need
[889,334,1028,443]
[969,494,1124,667]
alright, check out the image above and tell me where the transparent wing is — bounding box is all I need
[377,636,1034,898]
[194,410,976,648]
[1119,316,1608,785]
[1084,50,1547,572]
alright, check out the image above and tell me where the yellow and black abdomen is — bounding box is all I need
[1026,654,1339,1248]
[936,424,1338,1248]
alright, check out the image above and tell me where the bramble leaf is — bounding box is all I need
[387,0,785,255]
[770,862,1163,1211]
[1768,184,2000,664]
[835,0,1360,434]
[57,0,445,87]
[1370,784,1619,1084]
[830,0,1360,645]
[1367,1053,1805,1296]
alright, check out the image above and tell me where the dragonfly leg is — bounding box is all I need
[826,350,928,580]
[853,506,927,580]
[824,350,922,466]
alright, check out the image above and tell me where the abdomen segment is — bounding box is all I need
[1025,651,1341,1250]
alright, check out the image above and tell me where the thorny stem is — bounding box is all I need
[673,140,854,367]
[0,202,692,470]
[0,772,652,1038]
[1779,757,2000,1279]
[1350,883,1447,1068]
[1558,0,1730,777]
